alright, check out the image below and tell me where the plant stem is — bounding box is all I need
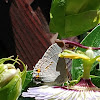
[62,40,100,50]
[83,60,93,79]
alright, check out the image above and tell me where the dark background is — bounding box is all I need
[0,0,52,59]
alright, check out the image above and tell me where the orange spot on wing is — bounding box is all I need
[36,68,41,73]
[36,75,40,79]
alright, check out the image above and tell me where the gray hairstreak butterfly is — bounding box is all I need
[22,43,70,99]
[33,43,68,85]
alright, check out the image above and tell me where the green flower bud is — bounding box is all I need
[85,47,94,59]
[0,65,17,88]
[0,56,27,100]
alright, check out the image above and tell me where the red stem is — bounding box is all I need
[62,40,100,50]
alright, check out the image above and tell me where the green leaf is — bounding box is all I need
[22,70,33,90]
[71,25,100,86]
[65,0,100,14]
[49,0,65,36]
[90,67,100,88]
[65,10,100,37]
[49,0,100,38]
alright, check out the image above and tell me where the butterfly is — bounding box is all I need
[33,43,68,85]
[22,43,71,99]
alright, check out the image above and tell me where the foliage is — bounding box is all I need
[49,0,100,38]
[71,25,100,87]
[22,70,33,91]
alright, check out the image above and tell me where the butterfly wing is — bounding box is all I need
[33,43,68,84]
